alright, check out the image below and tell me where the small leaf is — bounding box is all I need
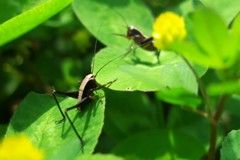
[221,130,240,160]
[156,88,202,108]
[6,91,105,158]
[207,81,240,96]
[0,0,73,46]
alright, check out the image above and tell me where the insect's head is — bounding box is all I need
[126,26,142,39]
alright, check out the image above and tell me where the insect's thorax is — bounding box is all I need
[78,74,97,102]
[127,26,156,51]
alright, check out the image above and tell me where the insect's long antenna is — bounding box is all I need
[92,9,134,78]
[91,20,106,73]
[112,8,129,28]
[94,53,126,78]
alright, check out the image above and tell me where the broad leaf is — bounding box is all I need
[6,91,105,158]
[93,46,205,93]
[73,0,206,92]
[73,0,154,47]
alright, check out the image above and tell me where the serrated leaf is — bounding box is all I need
[221,130,240,160]
[112,130,205,160]
[6,91,105,158]
[0,0,73,46]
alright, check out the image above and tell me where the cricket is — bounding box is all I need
[112,10,161,63]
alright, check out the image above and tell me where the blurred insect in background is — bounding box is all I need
[112,10,161,63]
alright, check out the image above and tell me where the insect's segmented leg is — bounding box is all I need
[52,89,79,123]
[63,97,90,152]
[89,79,117,94]
[155,50,161,64]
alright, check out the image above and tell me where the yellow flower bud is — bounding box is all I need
[152,12,187,49]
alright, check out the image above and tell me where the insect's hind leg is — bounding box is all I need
[63,98,89,152]
[52,89,79,123]
[52,91,90,152]
[155,50,161,64]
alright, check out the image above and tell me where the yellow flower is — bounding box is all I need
[152,12,187,49]
[0,134,44,160]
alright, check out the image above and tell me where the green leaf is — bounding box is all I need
[93,46,206,93]
[112,130,205,160]
[200,0,240,24]
[73,0,207,93]
[49,139,82,160]
[73,0,154,47]
[77,154,124,160]
[6,91,105,158]
[232,13,240,36]
[173,8,239,69]
[0,0,73,46]
[221,130,240,160]
[156,88,202,108]
[192,8,228,68]
[207,81,240,96]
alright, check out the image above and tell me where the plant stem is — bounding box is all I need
[181,106,208,118]
[208,95,228,160]
[181,56,212,118]
[180,56,229,159]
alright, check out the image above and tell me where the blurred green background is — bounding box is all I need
[0,0,180,127]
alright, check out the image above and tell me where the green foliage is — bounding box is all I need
[112,130,205,160]
[6,91,105,159]
[0,0,73,46]
[221,130,240,160]
[0,0,240,159]
[171,8,240,69]
[77,154,124,160]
